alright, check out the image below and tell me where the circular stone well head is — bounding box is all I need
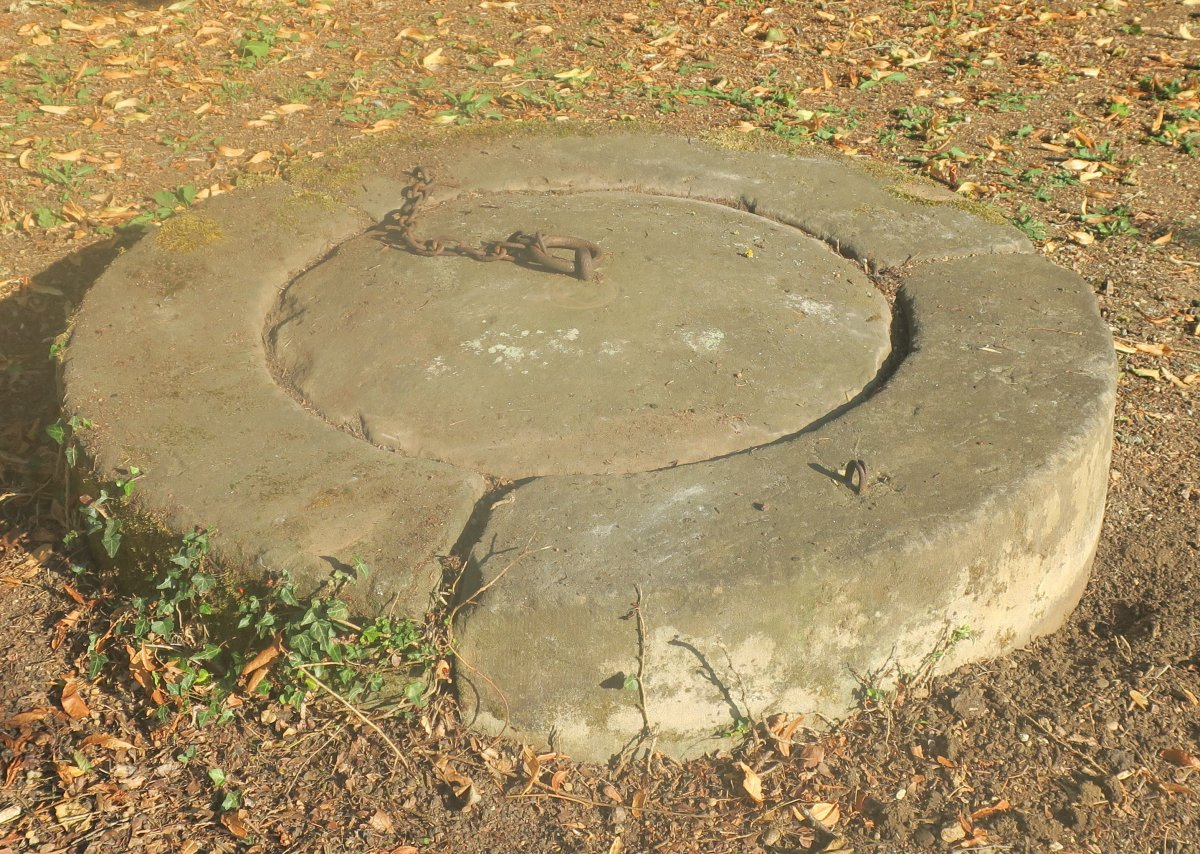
[268,192,891,478]
[63,129,1117,765]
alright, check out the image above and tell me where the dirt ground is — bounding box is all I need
[2,0,1200,851]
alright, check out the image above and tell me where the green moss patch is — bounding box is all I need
[155,213,224,253]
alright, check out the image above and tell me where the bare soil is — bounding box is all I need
[2,1,1199,852]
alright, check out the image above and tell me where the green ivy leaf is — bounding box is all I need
[405,679,425,707]
[101,517,123,558]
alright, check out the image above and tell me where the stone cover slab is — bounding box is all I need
[269,191,890,478]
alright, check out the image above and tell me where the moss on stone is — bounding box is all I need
[286,154,365,194]
[849,157,913,182]
[698,128,816,158]
[267,188,346,228]
[287,189,341,211]
[285,120,604,195]
[885,184,1014,227]
[155,213,223,253]
[235,172,282,190]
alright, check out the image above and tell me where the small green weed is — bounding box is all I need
[1011,205,1048,241]
[214,79,250,104]
[898,624,974,690]
[33,206,63,229]
[45,416,133,558]
[981,91,1038,112]
[1078,204,1138,239]
[236,559,434,709]
[1105,100,1132,120]
[207,767,244,813]
[158,130,206,154]
[858,70,908,91]
[82,530,434,727]
[1148,108,1200,156]
[1139,74,1198,102]
[235,22,295,68]
[892,104,966,147]
[719,716,753,739]
[1073,138,1117,162]
[126,184,198,227]
[36,160,96,191]
[436,89,503,124]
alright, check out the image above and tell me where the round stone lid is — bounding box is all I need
[268,190,891,478]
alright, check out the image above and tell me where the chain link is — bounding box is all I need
[376,166,603,282]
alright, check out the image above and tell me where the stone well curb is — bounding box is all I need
[64,129,1116,762]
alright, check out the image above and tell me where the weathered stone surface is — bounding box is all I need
[313,131,1032,270]
[454,252,1115,761]
[270,191,890,478]
[63,129,1114,762]
[64,183,485,614]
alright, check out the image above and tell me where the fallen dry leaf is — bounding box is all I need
[434,757,479,809]
[240,639,282,677]
[421,48,448,70]
[809,801,841,828]
[79,733,136,751]
[368,809,394,833]
[737,761,764,805]
[60,679,90,719]
[801,742,825,770]
[396,27,433,42]
[1134,341,1172,357]
[1160,748,1200,770]
[54,799,91,831]
[1157,780,1196,795]
[4,709,51,728]
[220,809,250,838]
[971,798,1012,820]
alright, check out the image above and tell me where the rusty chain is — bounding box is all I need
[376,166,603,281]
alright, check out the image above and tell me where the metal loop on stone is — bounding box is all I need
[379,168,602,282]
